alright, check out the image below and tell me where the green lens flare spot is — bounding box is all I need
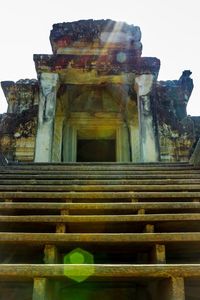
[69,252,85,264]
[63,248,94,282]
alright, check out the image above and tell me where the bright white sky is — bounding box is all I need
[0,0,199,115]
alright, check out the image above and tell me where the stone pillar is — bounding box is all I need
[144,224,154,233]
[158,277,185,300]
[35,73,59,162]
[32,278,47,300]
[129,124,140,162]
[116,125,130,162]
[44,244,58,264]
[150,244,166,263]
[135,74,159,162]
[62,123,76,162]
[52,116,64,162]
[121,124,131,162]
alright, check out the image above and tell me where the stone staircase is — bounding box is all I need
[0,162,200,300]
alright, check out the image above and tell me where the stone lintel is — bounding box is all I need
[34,54,160,79]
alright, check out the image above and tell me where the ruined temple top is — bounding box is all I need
[33,19,160,77]
[50,19,142,56]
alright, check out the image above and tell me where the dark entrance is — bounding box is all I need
[77,139,116,162]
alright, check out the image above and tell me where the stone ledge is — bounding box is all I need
[0,232,200,244]
[0,264,200,279]
[0,191,200,199]
[0,213,200,223]
[0,201,199,210]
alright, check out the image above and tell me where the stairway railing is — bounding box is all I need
[190,138,200,166]
[0,152,8,166]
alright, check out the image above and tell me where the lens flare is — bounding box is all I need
[63,248,94,282]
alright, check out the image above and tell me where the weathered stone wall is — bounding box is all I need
[155,71,197,162]
[1,79,38,113]
[0,80,39,161]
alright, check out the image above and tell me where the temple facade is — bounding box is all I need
[0,19,198,163]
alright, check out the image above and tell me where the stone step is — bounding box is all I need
[0,232,200,245]
[9,161,189,166]
[1,174,200,180]
[0,264,199,279]
[6,162,191,169]
[1,178,200,185]
[0,191,200,199]
[1,162,199,171]
[1,169,200,175]
[1,213,200,223]
[0,162,199,298]
[0,184,200,192]
[1,202,200,212]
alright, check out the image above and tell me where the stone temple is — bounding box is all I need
[0,19,200,300]
[1,19,199,163]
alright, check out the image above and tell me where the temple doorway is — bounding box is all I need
[76,126,116,162]
[61,113,130,162]
[77,139,116,162]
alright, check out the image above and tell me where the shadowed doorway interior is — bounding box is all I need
[61,116,131,162]
[76,128,116,162]
[77,139,116,162]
